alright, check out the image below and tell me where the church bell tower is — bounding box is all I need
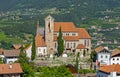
[45,15,54,54]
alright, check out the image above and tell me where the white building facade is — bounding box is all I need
[95,46,110,65]
[110,49,120,65]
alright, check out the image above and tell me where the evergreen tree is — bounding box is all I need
[90,51,95,61]
[0,57,3,64]
[75,52,80,73]
[57,27,64,56]
[90,51,95,69]
[18,46,35,77]
[83,50,86,56]
[31,37,36,60]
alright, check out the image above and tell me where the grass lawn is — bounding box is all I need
[0,32,7,40]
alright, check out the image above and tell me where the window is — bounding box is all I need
[54,33,57,35]
[72,33,76,36]
[73,43,76,48]
[55,43,57,48]
[101,55,103,58]
[117,58,119,60]
[87,40,89,46]
[39,49,41,52]
[113,58,115,60]
[106,55,107,58]
[84,40,87,46]
[67,43,69,48]
[43,49,46,53]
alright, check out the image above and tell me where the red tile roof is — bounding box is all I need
[95,46,104,53]
[76,44,86,49]
[0,63,23,74]
[4,50,20,57]
[54,22,91,39]
[54,22,77,32]
[35,33,46,47]
[77,28,91,39]
[12,44,21,50]
[111,49,120,57]
[99,64,120,74]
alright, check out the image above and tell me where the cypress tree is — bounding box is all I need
[75,52,80,73]
[83,49,86,56]
[57,27,64,56]
[31,37,36,60]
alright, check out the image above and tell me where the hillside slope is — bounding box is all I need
[0,0,120,18]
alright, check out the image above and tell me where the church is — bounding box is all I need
[25,15,91,58]
[34,15,91,57]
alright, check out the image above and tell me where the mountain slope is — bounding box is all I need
[0,0,120,17]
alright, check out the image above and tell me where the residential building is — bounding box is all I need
[110,49,120,65]
[3,50,20,64]
[0,63,23,77]
[97,64,120,77]
[95,46,110,65]
[24,44,32,59]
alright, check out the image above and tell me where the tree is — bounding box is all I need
[89,51,95,70]
[57,27,64,56]
[75,52,80,73]
[18,47,35,77]
[0,57,3,64]
[83,49,86,56]
[90,51,95,61]
[38,66,73,77]
[31,37,36,60]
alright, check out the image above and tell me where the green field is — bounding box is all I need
[0,32,23,44]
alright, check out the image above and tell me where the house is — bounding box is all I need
[3,50,20,64]
[24,44,32,59]
[95,46,110,65]
[0,63,23,77]
[97,64,120,77]
[110,49,120,65]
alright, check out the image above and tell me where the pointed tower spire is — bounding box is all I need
[36,20,40,34]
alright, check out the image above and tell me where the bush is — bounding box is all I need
[79,69,96,74]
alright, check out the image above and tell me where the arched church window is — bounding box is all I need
[48,22,51,32]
